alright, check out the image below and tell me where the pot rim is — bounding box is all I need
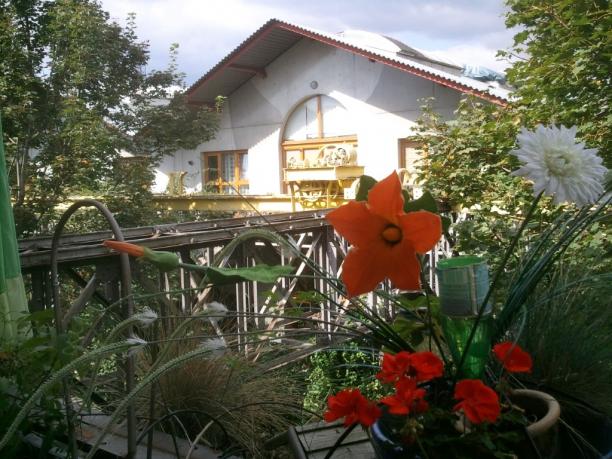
[512,389,561,438]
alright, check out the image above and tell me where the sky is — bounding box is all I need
[99,0,517,86]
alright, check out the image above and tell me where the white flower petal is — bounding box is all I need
[510,125,608,206]
[203,301,229,325]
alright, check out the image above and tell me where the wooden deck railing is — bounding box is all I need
[17,204,451,458]
[20,209,451,324]
[20,209,450,325]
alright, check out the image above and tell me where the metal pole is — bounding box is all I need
[50,199,137,459]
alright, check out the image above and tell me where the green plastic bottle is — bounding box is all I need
[436,256,492,378]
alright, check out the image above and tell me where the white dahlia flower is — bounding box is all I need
[511,125,607,206]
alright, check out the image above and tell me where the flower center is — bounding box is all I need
[543,146,579,177]
[381,225,402,244]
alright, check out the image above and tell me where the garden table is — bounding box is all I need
[284,420,375,458]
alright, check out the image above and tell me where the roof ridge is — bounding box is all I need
[186,19,509,105]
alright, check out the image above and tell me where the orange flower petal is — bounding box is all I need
[103,240,145,257]
[399,211,442,253]
[326,201,387,247]
[366,171,404,223]
[341,245,389,297]
[386,240,421,291]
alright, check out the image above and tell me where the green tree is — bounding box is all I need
[0,0,218,235]
[413,0,611,268]
[413,98,542,269]
[501,0,611,165]
[414,97,531,210]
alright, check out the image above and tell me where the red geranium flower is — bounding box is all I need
[376,351,443,384]
[324,388,382,427]
[409,351,444,382]
[376,351,413,384]
[381,378,428,415]
[493,341,533,373]
[453,379,500,424]
[326,171,442,297]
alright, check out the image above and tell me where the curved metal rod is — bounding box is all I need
[50,199,136,459]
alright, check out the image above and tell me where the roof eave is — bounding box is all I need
[186,19,508,107]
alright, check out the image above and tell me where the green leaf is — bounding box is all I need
[441,216,451,233]
[206,264,294,285]
[355,175,377,201]
[404,191,439,214]
[21,309,54,325]
[390,314,424,347]
[142,247,180,272]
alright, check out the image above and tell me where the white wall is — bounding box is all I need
[154,39,461,195]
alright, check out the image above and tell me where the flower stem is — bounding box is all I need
[454,191,543,379]
[415,435,431,459]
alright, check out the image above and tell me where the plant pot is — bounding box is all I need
[370,411,424,459]
[511,389,561,458]
[371,390,561,459]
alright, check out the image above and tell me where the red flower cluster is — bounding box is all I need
[323,388,381,427]
[493,341,533,373]
[381,378,428,415]
[453,379,500,424]
[324,344,534,433]
[376,351,444,384]
[376,351,443,416]
[452,342,531,424]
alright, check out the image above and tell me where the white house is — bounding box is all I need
[153,19,509,211]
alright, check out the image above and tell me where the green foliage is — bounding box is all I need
[205,264,295,285]
[513,267,612,417]
[0,1,219,236]
[414,94,610,279]
[501,0,611,167]
[303,343,383,414]
[0,308,139,456]
[355,175,377,201]
[414,97,531,211]
[414,0,611,269]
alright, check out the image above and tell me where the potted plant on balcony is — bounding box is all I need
[318,124,608,458]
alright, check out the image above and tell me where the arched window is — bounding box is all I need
[282,95,357,170]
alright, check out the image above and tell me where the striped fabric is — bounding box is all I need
[0,115,29,341]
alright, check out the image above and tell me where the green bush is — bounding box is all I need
[303,342,383,414]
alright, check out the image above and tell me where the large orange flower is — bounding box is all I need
[326,171,441,297]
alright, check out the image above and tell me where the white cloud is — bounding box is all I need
[100,0,516,83]
[427,45,510,73]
